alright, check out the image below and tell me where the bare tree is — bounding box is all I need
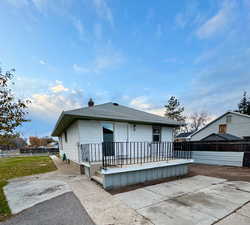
[187,112,209,133]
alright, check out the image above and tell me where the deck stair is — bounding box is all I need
[91,170,103,186]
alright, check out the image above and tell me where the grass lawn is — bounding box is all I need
[0,156,57,221]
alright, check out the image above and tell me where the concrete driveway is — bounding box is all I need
[0,192,95,225]
[115,175,250,225]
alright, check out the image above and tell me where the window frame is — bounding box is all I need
[219,124,227,134]
[152,126,161,142]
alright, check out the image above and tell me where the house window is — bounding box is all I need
[152,126,161,142]
[102,123,114,142]
[219,124,227,134]
[226,115,232,123]
[64,131,68,143]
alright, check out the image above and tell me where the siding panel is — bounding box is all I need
[192,151,244,167]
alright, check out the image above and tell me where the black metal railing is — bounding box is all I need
[79,142,192,169]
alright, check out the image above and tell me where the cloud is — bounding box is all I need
[183,46,250,115]
[146,108,165,117]
[129,96,165,117]
[29,81,84,120]
[93,0,114,27]
[39,60,46,65]
[73,64,90,73]
[73,51,124,74]
[50,83,69,93]
[196,0,236,39]
[29,93,82,120]
[130,96,153,110]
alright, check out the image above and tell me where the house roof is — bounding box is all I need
[51,102,183,136]
[176,132,193,138]
[201,133,242,141]
[191,111,250,138]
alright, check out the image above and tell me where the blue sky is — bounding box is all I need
[0,0,250,138]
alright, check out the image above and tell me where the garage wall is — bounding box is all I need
[192,151,244,167]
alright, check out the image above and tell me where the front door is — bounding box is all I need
[102,123,114,156]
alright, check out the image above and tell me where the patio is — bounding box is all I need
[115,175,250,225]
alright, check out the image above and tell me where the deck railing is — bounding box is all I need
[79,142,192,169]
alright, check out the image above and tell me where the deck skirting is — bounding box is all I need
[102,159,193,189]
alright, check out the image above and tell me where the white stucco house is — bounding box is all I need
[52,101,183,163]
[191,111,250,141]
[52,100,193,189]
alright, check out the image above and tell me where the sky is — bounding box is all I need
[0,0,250,138]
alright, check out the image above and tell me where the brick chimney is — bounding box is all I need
[88,98,94,107]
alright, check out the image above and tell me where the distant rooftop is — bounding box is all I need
[176,132,193,138]
[201,133,242,141]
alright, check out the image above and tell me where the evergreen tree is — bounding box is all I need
[164,96,186,122]
[236,91,250,115]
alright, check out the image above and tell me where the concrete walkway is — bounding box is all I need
[51,156,152,225]
[115,176,250,225]
[4,156,152,225]
[4,156,250,225]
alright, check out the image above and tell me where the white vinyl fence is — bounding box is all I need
[192,151,244,167]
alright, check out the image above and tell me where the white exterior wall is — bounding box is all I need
[78,120,103,144]
[128,124,152,142]
[78,120,174,143]
[60,119,175,163]
[191,113,250,141]
[114,122,129,142]
[60,121,80,163]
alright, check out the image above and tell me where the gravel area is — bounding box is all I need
[189,163,250,181]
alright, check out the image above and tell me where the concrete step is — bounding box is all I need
[95,170,103,177]
[91,175,103,186]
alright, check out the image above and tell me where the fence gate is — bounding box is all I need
[243,153,250,167]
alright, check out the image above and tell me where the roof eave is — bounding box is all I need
[51,114,182,137]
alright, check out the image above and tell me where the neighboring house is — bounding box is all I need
[175,132,193,142]
[52,101,182,163]
[200,133,242,142]
[191,111,250,141]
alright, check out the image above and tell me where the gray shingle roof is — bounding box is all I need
[201,133,242,141]
[51,102,183,136]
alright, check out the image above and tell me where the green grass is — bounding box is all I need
[0,156,57,221]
